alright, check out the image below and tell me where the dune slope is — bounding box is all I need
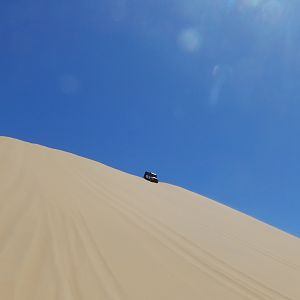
[0,137,299,300]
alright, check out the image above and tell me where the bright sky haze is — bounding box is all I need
[1,0,300,237]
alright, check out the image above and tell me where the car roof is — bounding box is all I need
[146,171,157,175]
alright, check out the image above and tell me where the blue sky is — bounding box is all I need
[1,0,300,237]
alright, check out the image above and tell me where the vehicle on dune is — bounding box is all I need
[144,171,158,183]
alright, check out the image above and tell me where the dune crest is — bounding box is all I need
[0,137,299,300]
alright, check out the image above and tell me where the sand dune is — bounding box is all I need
[0,136,299,300]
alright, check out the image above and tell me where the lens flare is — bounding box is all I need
[177,28,202,53]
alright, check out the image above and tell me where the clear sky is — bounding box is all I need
[1,0,300,237]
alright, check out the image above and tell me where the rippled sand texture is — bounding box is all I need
[0,137,299,300]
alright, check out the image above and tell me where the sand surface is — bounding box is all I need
[0,136,299,300]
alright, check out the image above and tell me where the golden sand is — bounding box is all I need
[0,137,299,299]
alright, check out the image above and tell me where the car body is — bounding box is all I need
[144,171,158,183]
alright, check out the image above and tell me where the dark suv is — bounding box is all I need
[144,171,158,183]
